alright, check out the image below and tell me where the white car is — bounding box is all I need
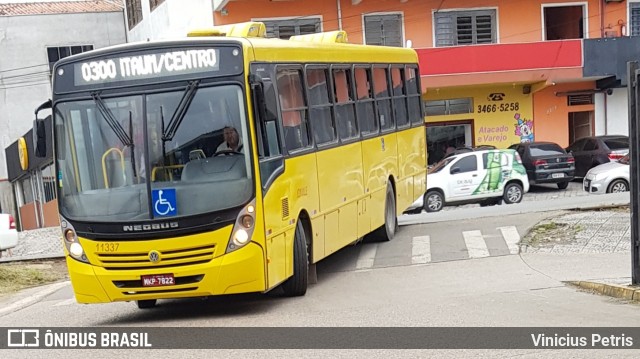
[0,213,18,253]
[407,148,530,213]
[583,154,629,194]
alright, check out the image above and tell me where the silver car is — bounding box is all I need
[583,154,629,194]
[0,213,18,255]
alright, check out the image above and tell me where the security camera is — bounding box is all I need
[606,88,613,95]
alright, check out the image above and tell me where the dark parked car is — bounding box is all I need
[565,135,629,178]
[508,142,575,189]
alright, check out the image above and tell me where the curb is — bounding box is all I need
[0,281,71,317]
[0,253,65,263]
[566,281,640,302]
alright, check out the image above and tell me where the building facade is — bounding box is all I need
[0,0,126,229]
[123,0,214,42]
[209,0,640,164]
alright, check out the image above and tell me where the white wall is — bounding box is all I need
[0,11,125,215]
[594,89,629,136]
[0,11,126,179]
[126,0,214,42]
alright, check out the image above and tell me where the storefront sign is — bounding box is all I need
[18,137,28,171]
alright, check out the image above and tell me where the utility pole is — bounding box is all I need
[628,61,640,285]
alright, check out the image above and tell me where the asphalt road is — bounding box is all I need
[1,207,638,358]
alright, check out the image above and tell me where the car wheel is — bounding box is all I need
[503,183,523,204]
[607,179,629,193]
[557,181,569,190]
[424,191,444,212]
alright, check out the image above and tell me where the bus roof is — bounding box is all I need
[54,35,418,68]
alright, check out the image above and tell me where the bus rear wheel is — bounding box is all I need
[281,220,308,297]
[374,183,397,241]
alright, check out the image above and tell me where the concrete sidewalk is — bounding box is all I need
[518,208,639,302]
[0,227,63,263]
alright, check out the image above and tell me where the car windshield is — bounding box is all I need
[604,139,628,150]
[529,144,565,156]
[429,156,456,173]
[54,84,253,222]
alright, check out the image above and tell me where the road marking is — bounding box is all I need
[498,226,521,254]
[411,236,431,264]
[53,298,77,307]
[462,230,490,259]
[355,243,378,271]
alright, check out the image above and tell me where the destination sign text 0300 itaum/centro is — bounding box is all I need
[72,49,220,85]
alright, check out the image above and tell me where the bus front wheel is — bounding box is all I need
[136,299,157,309]
[281,220,308,297]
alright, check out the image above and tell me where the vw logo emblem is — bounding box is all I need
[148,250,161,263]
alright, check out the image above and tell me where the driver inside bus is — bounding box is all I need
[215,126,244,153]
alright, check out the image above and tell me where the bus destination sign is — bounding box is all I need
[73,49,220,85]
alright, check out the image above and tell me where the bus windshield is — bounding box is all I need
[54,84,253,222]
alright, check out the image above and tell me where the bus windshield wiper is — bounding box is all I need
[91,92,133,147]
[162,80,200,141]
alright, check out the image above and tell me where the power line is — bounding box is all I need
[0,64,48,74]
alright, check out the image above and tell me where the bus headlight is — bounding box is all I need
[226,199,257,254]
[69,242,84,257]
[60,215,90,264]
[233,229,249,245]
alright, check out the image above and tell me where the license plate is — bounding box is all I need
[552,173,564,178]
[141,274,175,287]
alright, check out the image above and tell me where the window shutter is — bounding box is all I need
[365,16,384,46]
[365,14,403,47]
[263,18,320,39]
[382,14,402,47]
[475,15,494,43]
[435,10,495,47]
[632,3,640,36]
[435,13,455,47]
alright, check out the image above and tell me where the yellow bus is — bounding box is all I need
[34,22,426,308]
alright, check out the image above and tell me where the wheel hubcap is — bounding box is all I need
[427,195,442,210]
[612,183,627,192]
[507,187,521,202]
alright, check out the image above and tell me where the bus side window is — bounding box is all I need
[406,66,423,125]
[354,66,377,136]
[306,66,336,145]
[261,81,282,158]
[253,75,285,189]
[276,67,311,152]
[373,66,394,131]
[391,67,409,128]
[332,67,357,140]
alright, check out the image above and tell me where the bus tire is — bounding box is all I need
[136,299,157,309]
[281,220,308,297]
[374,183,397,241]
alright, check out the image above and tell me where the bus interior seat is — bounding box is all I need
[104,158,133,188]
[284,125,302,150]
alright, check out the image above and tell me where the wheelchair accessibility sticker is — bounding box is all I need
[152,189,177,217]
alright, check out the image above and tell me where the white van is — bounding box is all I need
[407,148,530,213]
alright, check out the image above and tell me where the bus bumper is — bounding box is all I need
[67,242,266,304]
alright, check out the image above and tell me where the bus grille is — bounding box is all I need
[95,244,216,270]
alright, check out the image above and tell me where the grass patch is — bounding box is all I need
[522,221,584,248]
[0,259,68,297]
